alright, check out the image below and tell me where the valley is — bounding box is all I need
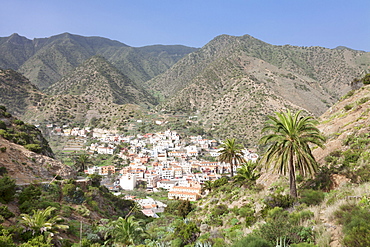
[0,32,370,246]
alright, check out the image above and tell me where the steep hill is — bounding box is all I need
[313,82,370,183]
[46,56,157,107]
[0,33,197,90]
[0,68,146,130]
[0,106,76,182]
[0,69,44,115]
[150,34,370,145]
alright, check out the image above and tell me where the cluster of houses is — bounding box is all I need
[50,126,259,202]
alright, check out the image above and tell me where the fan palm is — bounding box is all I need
[259,110,325,197]
[20,206,69,236]
[218,138,246,177]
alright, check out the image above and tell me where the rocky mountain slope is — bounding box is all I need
[187,83,370,247]
[313,83,370,184]
[0,106,76,183]
[0,69,147,130]
[0,69,44,115]
[0,33,197,90]
[46,56,157,107]
[150,34,370,145]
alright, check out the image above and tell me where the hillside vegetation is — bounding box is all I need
[0,77,370,246]
[0,69,44,115]
[150,34,370,145]
[0,33,197,90]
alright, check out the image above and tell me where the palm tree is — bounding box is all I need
[233,160,260,187]
[20,206,69,237]
[259,110,325,197]
[104,215,147,246]
[74,153,91,172]
[218,138,246,177]
[202,180,214,194]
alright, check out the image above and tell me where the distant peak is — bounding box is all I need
[334,46,356,51]
[7,33,29,44]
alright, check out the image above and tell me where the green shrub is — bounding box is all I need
[342,90,354,100]
[211,204,228,217]
[344,104,354,111]
[257,207,315,245]
[0,206,15,219]
[342,150,361,166]
[302,166,334,191]
[0,147,6,152]
[231,235,272,247]
[24,144,42,153]
[13,119,24,125]
[0,167,7,176]
[18,184,42,205]
[213,177,229,188]
[361,73,370,85]
[358,97,370,104]
[0,175,16,203]
[238,204,256,227]
[290,243,317,247]
[299,189,325,206]
[289,210,314,225]
[334,204,370,247]
[264,193,296,209]
[0,121,6,130]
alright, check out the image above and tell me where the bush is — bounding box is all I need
[361,73,370,85]
[344,104,354,111]
[0,167,7,176]
[0,175,16,203]
[334,204,370,247]
[290,243,317,247]
[264,193,296,209]
[18,184,42,205]
[0,121,6,130]
[0,206,15,219]
[232,235,272,247]
[13,119,24,125]
[211,204,228,217]
[24,144,42,153]
[213,177,229,188]
[299,189,325,206]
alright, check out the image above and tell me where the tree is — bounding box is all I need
[202,180,214,193]
[178,200,193,219]
[259,110,325,197]
[104,215,147,246]
[74,153,91,172]
[20,206,69,237]
[233,160,260,187]
[218,138,246,177]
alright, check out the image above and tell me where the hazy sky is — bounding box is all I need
[1,0,369,51]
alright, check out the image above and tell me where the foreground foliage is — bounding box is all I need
[259,110,325,197]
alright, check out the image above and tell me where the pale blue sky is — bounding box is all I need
[1,0,369,51]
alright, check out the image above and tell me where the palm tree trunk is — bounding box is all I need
[289,155,297,198]
[231,158,234,177]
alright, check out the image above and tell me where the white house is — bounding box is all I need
[120,174,137,190]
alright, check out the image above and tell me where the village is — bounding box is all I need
[49,125,259,216]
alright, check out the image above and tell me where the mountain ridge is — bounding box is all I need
[0,33,198,90]
[148,34,370,144]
